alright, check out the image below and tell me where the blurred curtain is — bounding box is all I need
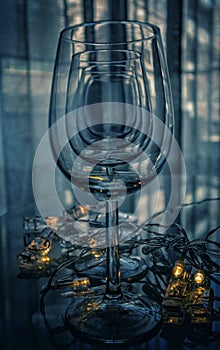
[181,0,220,235]
[0,0,219,226]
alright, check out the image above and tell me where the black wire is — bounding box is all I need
[23,196,220,346]
[39,251,94,348]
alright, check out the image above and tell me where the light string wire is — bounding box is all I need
[39,249,91,348]
[39,196,220,296]
[37,196,220,347]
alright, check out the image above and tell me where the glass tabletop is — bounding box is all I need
[1,197,220,350]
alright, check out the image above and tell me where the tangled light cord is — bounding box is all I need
[29,197,220,348]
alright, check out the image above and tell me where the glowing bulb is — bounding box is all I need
[86,301,99,312]
[194,270,205,284]
[91,249,102,259]
[41,256,50,262]
[173,260,184,278]
[72,277,90,292]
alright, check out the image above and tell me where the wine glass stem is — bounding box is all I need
[104,200,122,300]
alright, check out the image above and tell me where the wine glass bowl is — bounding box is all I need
[65,49,153,169]
[49,21,174,344]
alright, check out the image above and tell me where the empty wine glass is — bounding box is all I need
[49,21,174,344]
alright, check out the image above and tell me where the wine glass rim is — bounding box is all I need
[60,20,160,45]
[73,49,142,63]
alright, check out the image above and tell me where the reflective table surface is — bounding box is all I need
[1,200,220,350]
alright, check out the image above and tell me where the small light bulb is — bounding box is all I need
[194,270,205,284]
[41,256,50,262]
[91,249,102,259]
[72,277,90,292]
[173,260,184,278]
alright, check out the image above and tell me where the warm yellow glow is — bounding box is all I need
[197,287,205,295]
[194,270,205,284]
[80,206,88,216]
[72,277,90,291]
[41,256,50,262]
[173,260,184,278]
[91,249,102,259]
[86,301,99,312]
[72,205,88,218]
[41,247,50,256]
[89,175,104,181]
[29,238,51,256]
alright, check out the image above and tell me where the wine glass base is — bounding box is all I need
[65,286,162,344]
[75,255,148,283]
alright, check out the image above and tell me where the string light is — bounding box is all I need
[162,259,215,328]
[60,277,91,298]
[72,277,90,293]
[162,260,190,325]
[173,260,185,278]
[194,270,205,285]
[18,197,220,340]
[41,256,50,263]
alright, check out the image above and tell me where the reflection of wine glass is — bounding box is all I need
[49,21,173,344]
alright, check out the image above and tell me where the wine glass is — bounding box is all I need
[49,21,174,344]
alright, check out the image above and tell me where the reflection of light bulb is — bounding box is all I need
[88,238,97,248]
[41,256,50,262]
[41,247,50,256]
[194,270,205,284]
[72,277,90,292]
[91,249,102,259]
[86,301,99,312]
[72,205,88,219]
[173,260,184,278]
